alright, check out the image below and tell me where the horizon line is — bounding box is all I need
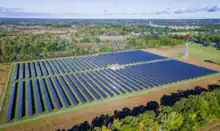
[1,17,220,20]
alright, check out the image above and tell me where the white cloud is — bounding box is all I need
[0,4,220,18]
[0,7,23,12]
[206,4,220,12]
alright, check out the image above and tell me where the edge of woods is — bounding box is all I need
[0,72,219,129]
[11,49,141,64]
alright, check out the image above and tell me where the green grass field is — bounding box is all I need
[169,32,191,35]
[189,44,220,64]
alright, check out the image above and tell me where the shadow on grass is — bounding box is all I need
[57,84,220,131]
[204,60,220,65]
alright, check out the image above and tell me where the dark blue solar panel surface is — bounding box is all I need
[13,64,19,80]
[12,50,166,79]
[25,63,30,78]
[18,81,24,118]
[53,77,70,107]
[46,77,62,109]
[7,83,17,121]
[7,51,218,121]
[58,76,79,105]
[40,79,53,111]
[27,80,34,116]
[19,63,24,79]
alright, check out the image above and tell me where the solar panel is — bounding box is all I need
[6,51,218,121]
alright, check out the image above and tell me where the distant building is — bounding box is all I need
[149,23,200,29]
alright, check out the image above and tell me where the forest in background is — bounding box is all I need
[0,21,220,63]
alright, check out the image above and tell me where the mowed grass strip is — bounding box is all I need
[80,72,109,98]
[87,72,116,97]
[76,73,104,100]
[62,75,82,105]
[10,64,16,81]
[51,77,69,108]
[38,79,48,113]
[46,78,63,109]
[43,78,56,111]
[29,63,39,116]
[29,80,37,117]
[14,81,21,122]
[25,81,28,119]
[105,70,140,92]
[74,74,98,101]
[120,69,154,88]
[97,70,129,94]
[68,74,91,102]
[56,77,74,106]
[108,70,144,91]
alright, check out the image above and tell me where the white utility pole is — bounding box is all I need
[184,41,189,58]
[184,35,190,59]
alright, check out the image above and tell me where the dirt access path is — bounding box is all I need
[0,64,10,101]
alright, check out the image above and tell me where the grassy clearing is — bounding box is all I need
[189,44,220,64]
[169,32,191,35]
[0,63,13,124]
[0,64,11,101]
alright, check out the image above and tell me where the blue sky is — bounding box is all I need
[0,0,220,18]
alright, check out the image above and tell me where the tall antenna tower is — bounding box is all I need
[184,34,190,59]
[150,21,152,26]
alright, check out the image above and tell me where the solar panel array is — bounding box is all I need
[6,57,217,121]
[12,50,166,80]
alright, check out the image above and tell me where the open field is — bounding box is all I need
[146,44,220,70]
[145,44,185,58]
[0,44,220,131]
[23,28,73,35]
[169,32,191,35]
[189,44,220,64]
[99,35,127,41]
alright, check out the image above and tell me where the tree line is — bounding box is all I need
[88,86,220,131]
[0,31,186,63]
[191,34,220,48]
[125,35,185,49]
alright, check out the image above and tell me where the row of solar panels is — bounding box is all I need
[13,50,166,80]
[7,59,217,121]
